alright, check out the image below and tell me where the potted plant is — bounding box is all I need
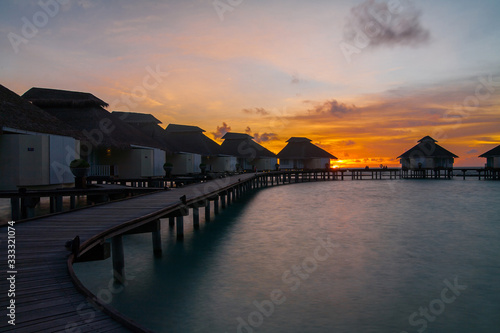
[163,162,173,177]
[70,159,90,178]
[199,163,207,174]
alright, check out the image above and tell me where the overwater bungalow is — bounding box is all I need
[398,136,458,179]
[479,145,500,169]
[398,136,458,170]
[22,88,166,179]
[164,124,236,174]
[277,137,337,170]
[0,84,81,190]
[220,132,277,171]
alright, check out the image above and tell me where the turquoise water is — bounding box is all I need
[74,180,500,332]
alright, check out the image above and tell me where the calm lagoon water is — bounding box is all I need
[74,180,500,332]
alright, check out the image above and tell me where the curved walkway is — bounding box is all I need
[0,174,256,332]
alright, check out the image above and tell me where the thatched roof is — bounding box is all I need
[113,111,172,152]
[22,87,162,150]
[23,87,108,108]
[113,111,162,124]
[165,124,205,133]
[222,132,253,140]
[398,136,458,159]
[0,84,82,138]
[164,124,221,156]
[479,145,500,158]
[220,132,276,158]
[277,137,337,159]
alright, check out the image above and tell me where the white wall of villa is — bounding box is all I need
[305,158,331,170]
[279,159,301,169]
[88,146,166,178]
[485,156,500,168]
[0,132,79,190]
[208,156,237,173]
[169,152,202,175]
[400,157,454,169]
[279,158,329,170]
[254,157,277,171]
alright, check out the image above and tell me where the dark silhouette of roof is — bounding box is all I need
[113,111,162,124]
[164,124,221,156]
[23,87,108,108]
[22,87,162,150]
[0,84,82,138]
[418,135,437,143]
[277,137,337,159]
[165,124,205,133]
[397,136,458,158]
[222,132,253,140]
[479,145,500,158]
[112,111,173,152]
[220,132,276,158]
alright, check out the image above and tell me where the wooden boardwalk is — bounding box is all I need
[0,174,256,332]
[2,167,495,332]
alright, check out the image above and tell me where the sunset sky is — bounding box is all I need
[1,0,499,167]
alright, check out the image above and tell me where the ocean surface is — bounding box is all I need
[74,179,500,332]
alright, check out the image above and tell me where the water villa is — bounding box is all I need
[220,132,277,171]
[479,145,500,179]
[479,145,500,169]
[398,136,458,178]
[23,88,166,179]
[277,137,337,170]
[164,124,236,174]
[0,85,81,190]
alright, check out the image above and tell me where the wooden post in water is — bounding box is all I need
[152,220,162,256]
[176,215,184,240]
[205,202,211,222]
[214,197,219,215]
[112,235,125,284]
[193,206,200,229]
[221,192,226,209]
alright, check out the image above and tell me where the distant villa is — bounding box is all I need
[277,137,337,170]
[220,132,277,171]
[398,136,458,170]
[479,145,500,169]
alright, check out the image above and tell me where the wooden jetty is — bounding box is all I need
[2,172,329,332]
[0,170,348,332]
[0,168,497,332]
